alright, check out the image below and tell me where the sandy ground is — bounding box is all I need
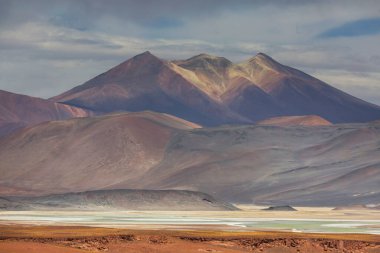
[0,225,380,253]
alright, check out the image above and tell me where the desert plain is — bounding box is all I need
[1,206,380,253]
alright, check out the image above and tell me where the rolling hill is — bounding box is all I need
[1,189,237,211]
[0,111,199,196]
[0,90,92,136]
[256,115,332,126]
[1,111,379,206]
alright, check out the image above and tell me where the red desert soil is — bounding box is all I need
[0,242,88,253]
[0,225,379,253]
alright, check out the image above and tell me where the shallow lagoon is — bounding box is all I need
[1,211,380,234]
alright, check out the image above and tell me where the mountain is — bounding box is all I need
[0,90,92,136]
[1,189,238,211]
[52,51,380,125]
[2,51,380,206]
[1,111,379,206]
[51,51,247,126]
[257,115,332,126]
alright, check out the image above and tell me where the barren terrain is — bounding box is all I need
[1,112,380,206]
[0,225,379,253]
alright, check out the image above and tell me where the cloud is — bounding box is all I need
[0,22,226,61]
[318,17,380,38]
[142,17,184,29]
[0,0,380,105]
[311,70,380,105]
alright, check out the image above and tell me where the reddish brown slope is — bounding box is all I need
[0,90,91,136]
[257,115,332,126]
[0,111,199,196]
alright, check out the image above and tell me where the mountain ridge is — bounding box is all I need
[2,51,380,137]
[51,51,380,125]
[51,51,248,126]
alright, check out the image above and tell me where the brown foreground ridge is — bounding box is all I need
[0,225,379,253]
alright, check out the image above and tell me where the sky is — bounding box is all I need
[0,0,380,105]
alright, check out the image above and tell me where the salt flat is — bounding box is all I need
[1,206,379,234]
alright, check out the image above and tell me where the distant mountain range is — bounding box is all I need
[2,51,380,137]
[1,51,380,207]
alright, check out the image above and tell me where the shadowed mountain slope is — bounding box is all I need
[220,77,283,121]
[0,90,91,136]
[1,112,379,206]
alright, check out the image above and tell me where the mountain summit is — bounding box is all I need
[247,53,285,71]
[52,52,380,126]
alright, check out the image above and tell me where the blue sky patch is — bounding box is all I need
[318,17,380,38]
